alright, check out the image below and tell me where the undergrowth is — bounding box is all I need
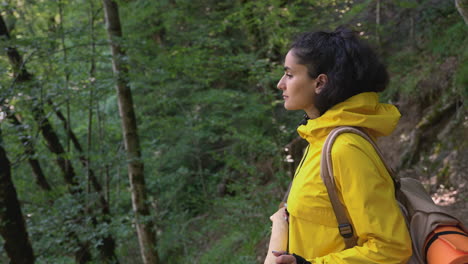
[383,17,467,103]
[165,182,281,263]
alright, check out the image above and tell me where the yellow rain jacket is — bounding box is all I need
[287,92,412,263]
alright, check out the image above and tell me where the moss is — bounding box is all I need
[427,20,468,57]
[454,45,468,99]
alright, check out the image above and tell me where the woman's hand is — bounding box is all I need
[272,251,311,264]
[272,251,296,264]
[270,207,288,223]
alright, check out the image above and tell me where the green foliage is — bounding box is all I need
[426,18,467,57]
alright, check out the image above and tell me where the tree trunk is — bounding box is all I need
[49,99,108,205]
[455,0,468,25]
[6,111,51,191]
[0,18,32,82]
[33,108,79,186]
[0,130,35,264]
[102,1,159,263]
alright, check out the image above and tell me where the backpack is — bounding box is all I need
[321,126,468,264]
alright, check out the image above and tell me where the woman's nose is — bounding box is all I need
[277,76,285,90]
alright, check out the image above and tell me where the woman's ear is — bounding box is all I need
[315,74,328,94]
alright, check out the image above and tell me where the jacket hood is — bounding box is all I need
[297,92,401,143]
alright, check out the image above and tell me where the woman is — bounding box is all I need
[272,27,412,264]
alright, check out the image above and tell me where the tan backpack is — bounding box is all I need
[321,126,468,264]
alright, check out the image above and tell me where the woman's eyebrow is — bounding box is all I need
[284,66,292,71]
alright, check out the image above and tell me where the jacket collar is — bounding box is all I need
[297,92,401,143]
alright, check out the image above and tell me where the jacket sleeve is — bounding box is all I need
[308,134,412,264]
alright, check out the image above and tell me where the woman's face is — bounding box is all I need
[277,50,320,118]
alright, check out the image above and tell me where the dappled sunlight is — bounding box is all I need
[431,186,459,206]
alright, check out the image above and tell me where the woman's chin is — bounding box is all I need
[284,104,298,111]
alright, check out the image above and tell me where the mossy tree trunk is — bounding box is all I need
[455,0,468,25]
[102,1,159,263]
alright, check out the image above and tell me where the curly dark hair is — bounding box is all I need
[290,26,389,115]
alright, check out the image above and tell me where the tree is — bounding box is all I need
[456,0,468,24]
[0,14,51,191]
[0,129,35,264]
[102,0,159,263]
[0,10,118,263]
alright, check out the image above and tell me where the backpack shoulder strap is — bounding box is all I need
[321,126,394,249]
[321,127,357,248]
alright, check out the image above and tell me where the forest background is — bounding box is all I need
[0,0,467,263]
